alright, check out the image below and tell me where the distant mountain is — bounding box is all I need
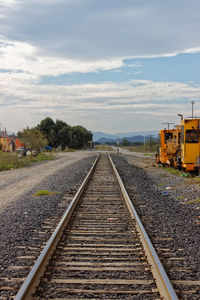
[92,130,157,142]
[97,137,117,144]
[97,135,150,144]
[123,135,146,143]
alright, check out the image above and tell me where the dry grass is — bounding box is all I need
[124,144,158,153]
[187,177,200,185]
[157,183,166,187]
[0,152,25,171]
[0,151,54,171]
[96,145,113,151]
[184,198,200,205]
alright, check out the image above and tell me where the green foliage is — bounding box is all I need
[33,189,59,197]
[39,117,55,136]
[163,167,182,176]
[18,127,47,152]
[37,117,92,150]
[177,196,185,200]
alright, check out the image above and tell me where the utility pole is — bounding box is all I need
[162,123,175,130]
[149,135,152,152]
[117,140,119,155]
[144,136,145,152]
[146,135,153,152]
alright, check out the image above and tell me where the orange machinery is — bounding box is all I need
[156,126,181,167]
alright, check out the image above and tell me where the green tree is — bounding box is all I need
[71,126,92,149]
[38,117,55,141]
[48,120,69,148]
[121,139,130,146]
[58,125,72,150]
[18,127,47,153]
[36,117,92,150]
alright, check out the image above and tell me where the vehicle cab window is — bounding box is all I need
[165,132,173,143]
[185,129,199,143]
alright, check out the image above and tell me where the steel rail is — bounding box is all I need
[109,155,178,300]
[15,154,100,300]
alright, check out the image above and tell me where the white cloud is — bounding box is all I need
[0,73,200,132]
[0,40,124,76]
[0,0,200,60]
[0,0,17,7]
[0,1,200,133]
[1,75,200,108]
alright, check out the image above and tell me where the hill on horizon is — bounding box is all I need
[92,130,157,143]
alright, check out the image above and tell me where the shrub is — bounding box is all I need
[33,190,59,197]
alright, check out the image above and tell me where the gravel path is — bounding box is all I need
[111,153,200,299]
[0,151,94,213]
[0,154,96,285]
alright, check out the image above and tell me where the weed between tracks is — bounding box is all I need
[33,190,59,197]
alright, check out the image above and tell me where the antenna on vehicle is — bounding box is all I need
[162,123,175,130]
[191,100,195,118]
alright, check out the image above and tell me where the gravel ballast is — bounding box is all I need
[112,154,200,299]
[0,154,96,289]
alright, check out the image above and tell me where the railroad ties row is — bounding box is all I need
[2,154,179,299]
[31,155,161,299]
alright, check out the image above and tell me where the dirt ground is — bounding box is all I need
[115,147,156,168]
[0,151,94,213]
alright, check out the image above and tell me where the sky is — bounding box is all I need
[1,0,200,134]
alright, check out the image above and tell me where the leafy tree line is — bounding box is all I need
[18,117,93,151]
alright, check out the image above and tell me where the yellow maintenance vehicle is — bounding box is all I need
[156,126,181,167]
[157,116,200,173]
[180,118,200,172]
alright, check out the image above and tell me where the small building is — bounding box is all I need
[0,137,10,152]
[0,128,24,152]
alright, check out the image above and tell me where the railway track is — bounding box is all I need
[14,153,177,299]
